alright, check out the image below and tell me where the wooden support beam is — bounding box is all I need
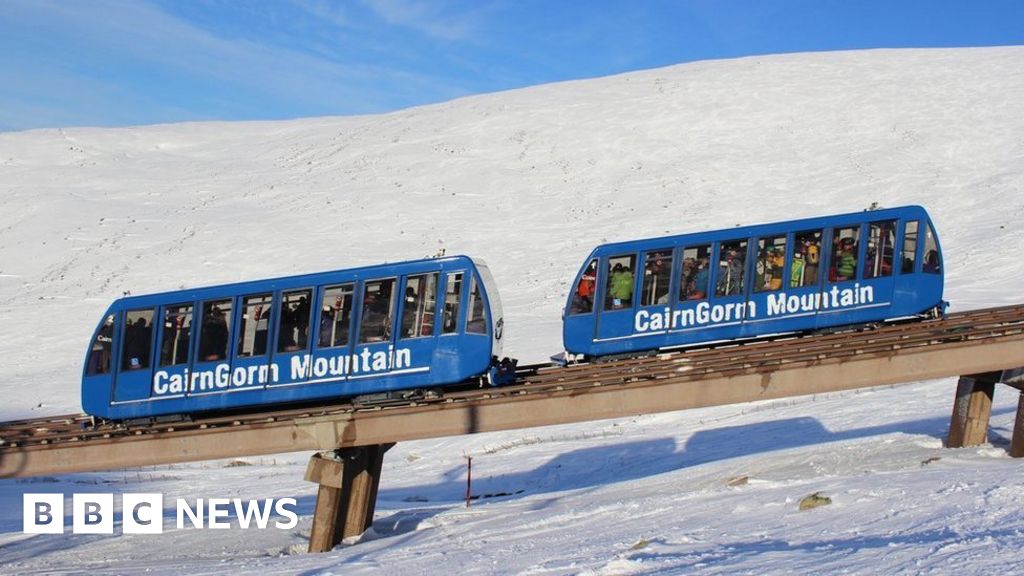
[999,369,1024,457]
[305,444,394,553]
[947,372,1000,448]
[1011,392,1024,458]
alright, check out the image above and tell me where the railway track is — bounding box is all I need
[2,304,1023,453]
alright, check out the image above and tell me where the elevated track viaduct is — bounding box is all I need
[3,304,1024,552]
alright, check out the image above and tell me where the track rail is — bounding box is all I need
[2,304,1023,477]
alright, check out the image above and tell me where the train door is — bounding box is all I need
[635,247,675,339]
[595,252,639,345]
[269,288,315,389]
[862,219,898,311]
[394,272,439,378]
[152,302,194,401]
[673,242,713,340]
[351,278,399,389]
[233,293,275,391]
[308,283,356,390]
[817,223,864,327]
[744,233,789,335]
[112,307,156,402]
[188,297,236,399]
[708,237,750,339]
[778,228,824,330]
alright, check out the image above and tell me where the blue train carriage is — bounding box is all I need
[563,205,944,358]
[82,256,511,420]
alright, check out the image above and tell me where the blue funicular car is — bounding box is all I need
[83,255,510,420]
[564,205,944,358]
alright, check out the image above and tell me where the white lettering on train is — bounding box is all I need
[151,346,414,396]
[633,283,875,334]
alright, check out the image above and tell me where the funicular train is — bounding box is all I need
[82,256,509,420]
[82,205,944,420]
[563,205,943,357]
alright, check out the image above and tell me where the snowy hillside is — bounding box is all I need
[1,46,1023,574]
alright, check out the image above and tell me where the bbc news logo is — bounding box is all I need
[24,493,298,534]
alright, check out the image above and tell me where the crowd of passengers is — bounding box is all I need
[572,231,940,314]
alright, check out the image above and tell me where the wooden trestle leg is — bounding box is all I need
[305,443,395,553]
[947,368,1024,453]
[947,372,1000,448]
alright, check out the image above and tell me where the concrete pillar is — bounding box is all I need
[947,372,1000,448]
[305,443,395,553]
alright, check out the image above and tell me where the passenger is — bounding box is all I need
[402,286,418,336]
[609,263,633,308]
[89,318,114,374]
[769,248,785,290]
[804,239,819,284]
[718,249,744,296]
[835,237,857,281]
[652,255,671,304]
[294,296,310,348]
[923,250,940,273]
[573,261,596,313]
[756,246,772,291]
[125,317,151,369]
[691,259,709,299]
[680,257,696,299]
[201,307,228,361]
[319,304,334,347]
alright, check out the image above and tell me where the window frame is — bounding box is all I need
[603,253,638,311]
[120,308,155,372]
[400,273,439,340]
[678,243,712,301]
[357,277,397,344]
[315,283,356,349]
[640,248,674,307]
[753,234,787,293]
[276,288,315,353]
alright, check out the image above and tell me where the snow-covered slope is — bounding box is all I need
[1,47,1023,574]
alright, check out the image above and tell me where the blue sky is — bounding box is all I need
[1,0,1022,132]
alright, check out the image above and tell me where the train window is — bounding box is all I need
[278,290,312,352]
[715,240,747,296]
[401,273,438,339]
[829,226,861,282]
[318,285,354,348]
[679,245,711,300]
[198,299,233,362]
[442,272,463,334]
[754,235,787,292]
[160,304,192,366]
[466,277,488,334]
[570,259,598,314]
[359,279,396,343]
[865,220,896,279]
[86,314,115,376]
[923,223,941,274]
[902,221,919,274]
[237,294,272,357]
[790,230,822,288]
[641,249,673,306]
[604,254,636,310]
[121,308,154,371]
